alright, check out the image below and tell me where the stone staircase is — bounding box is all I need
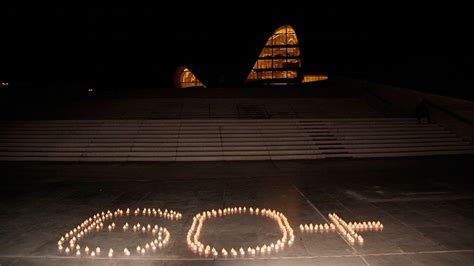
[0,118,473,161]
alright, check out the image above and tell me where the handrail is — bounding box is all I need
[425,100,474,126]
[364,87,392,106]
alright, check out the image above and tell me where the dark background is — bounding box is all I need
[1,5,472,99]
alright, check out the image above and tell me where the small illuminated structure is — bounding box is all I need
[174,66,206,88]
[186,207,294,258]
[1,81,9,88]
[303,74,328,83]
[246,25,302,85]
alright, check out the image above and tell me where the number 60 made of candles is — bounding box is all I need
[57,207,383,258]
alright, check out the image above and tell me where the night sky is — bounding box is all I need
[1,5,472,99]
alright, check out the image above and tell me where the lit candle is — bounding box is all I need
[108,248,113,257]
[76,250,81,256]
[348,237,355,245]
[90,251,95,257]
[85,246,90,254]
[96,247,100,255]
[65,247,70,254]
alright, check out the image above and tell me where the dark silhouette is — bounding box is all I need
[415,99,432,124]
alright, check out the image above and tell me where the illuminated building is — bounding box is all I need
[302,74,329,83]
[173,26,327,88]
[174,66,206,88]
[246,25,302,85]
[246,25,327,86]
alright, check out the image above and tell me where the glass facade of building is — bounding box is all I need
[303,74,329,83]
[174,67,206,88]
[246,25,302,85]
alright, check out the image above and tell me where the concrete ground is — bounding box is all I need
[0,156,473,265]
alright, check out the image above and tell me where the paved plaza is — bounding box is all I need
[0,156,472,265]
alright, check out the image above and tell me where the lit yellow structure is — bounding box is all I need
[303,74,329,83]
[174,66,206,88]
[246,25,302,85]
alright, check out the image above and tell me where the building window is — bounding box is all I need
[246,25,302,84]
[174,66,206,88]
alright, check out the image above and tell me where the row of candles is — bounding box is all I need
[186,207,295,257]
[299,222,336,233]
[299,213,384,246]
[132,208,182,221]
[57,207,180,257]
[328,213,383,245]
